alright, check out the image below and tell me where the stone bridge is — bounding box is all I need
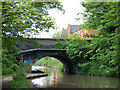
[16,38,69,50]
[18,49,76,74]
[17,38,91,74]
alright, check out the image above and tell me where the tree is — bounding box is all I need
[2,2,64,53]
[53,28,68,39]
[2,2,64,37]
[54,2,119,77]
[75,2,120,77]
[2,2,64,75]
[77,2,119,34]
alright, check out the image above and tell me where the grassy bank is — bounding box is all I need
[34,57,64,71]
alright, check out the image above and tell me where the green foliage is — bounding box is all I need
[60,64,64,72]
[2,49,19,75]
[79,60,119,77]
[54,39,68,49]
[2,36,20,54]
[2,67,12,75]
[12,63,26,81]
[79,2,119,34]
[10,80,31,88]
[2,2,64,88]
[10,61,31,88]
[76,33,119,77]
[2,2,64,37]
[78,62,90,75]
[55,34,89,64]
[54,2,120,77]
[2,1,64,76]
[75,2,119,77]
[34,57,63,70]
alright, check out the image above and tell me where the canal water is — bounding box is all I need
[28,66,119,88]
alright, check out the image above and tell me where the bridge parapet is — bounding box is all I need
[16,38,69,50]
[16,38,91,50]
[18,49,66,54]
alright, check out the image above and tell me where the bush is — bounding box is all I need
[10,61,31,88]
[10,79,31,88]
[78,62,90,75]
[54,26,119,77]
[2,49,18,75]
[2,67,13,75]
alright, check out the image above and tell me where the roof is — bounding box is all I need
[69,25,82,33]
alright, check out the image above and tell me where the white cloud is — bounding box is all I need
[33,0,85,38]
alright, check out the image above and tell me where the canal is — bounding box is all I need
[28,66,119,88]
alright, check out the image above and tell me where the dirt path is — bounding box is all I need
[0,76,13,88]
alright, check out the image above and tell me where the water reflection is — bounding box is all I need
[30,66,119,88]
[31,66,63,88]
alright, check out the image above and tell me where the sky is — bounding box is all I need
[34,0,85,38]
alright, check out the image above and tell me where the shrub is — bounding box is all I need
[2,67,13,75]
[10,61,31,88]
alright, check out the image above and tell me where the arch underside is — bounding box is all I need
[22,51,77,74]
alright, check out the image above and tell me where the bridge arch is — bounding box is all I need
[19,49,77,74]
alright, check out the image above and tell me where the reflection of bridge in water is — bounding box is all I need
[31,66,63,88]
[51,72,60,85]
